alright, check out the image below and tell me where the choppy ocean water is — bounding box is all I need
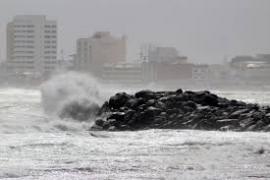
[0,88,270,180]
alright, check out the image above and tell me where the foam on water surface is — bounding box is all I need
[0,77,270,179]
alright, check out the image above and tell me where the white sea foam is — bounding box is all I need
[0,86,270,179]
[40,72,102,118]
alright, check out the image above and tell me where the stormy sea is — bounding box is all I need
[0,73,270,180]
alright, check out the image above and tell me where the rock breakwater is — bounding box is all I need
[91,89,270,131]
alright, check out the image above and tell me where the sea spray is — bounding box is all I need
[41,72,102,121]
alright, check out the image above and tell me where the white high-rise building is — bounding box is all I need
[6,15,57,76]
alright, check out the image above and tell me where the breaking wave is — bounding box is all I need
[41,72,103,121]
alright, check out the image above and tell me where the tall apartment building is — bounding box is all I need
[75,32,126,77]
[6,15,57,76]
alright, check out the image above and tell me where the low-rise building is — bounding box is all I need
[192,64,210,82]
[101,62,147,85]
[152,62,192,82]
[230,54,270,85]
[148,46,187,64]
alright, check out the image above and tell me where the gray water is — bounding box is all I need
[0,88,270,180]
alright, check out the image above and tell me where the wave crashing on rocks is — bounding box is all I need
[41,72,101,121]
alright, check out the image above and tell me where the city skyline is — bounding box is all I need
[0,0,270,63]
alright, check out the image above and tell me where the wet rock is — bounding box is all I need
[246,124,257,131]
[230,109,250,119]
[230,100,246,107]
[175,88,183,94]
[230,100,238,106]
[109,92,131,109]
[160,112,167,116]
[125,98,139,109]
[102,121,111,130]
[263,124,270,132]
[95,119,105,127]
[218,102,229,108]
[143,106,162,119]
[107,112,126,122]
[254,120,265,130]
[124,109,136,120]
[240,118,256,130]
[265,113,270,118]
[262,116,270,124]
[202,94,218,106]
[193,93,218,106]
[118,124,130,130]
[220,125,236,131]
[156,101,166,109]
[194,119,216,130]
[183,100,197,109]
[252,111,265,120]
[108,126,117,131]
[146,99,156,106]
[91,89,270,131]
[247,103,259,111]
[135,90,156,99]
[167,108,179,115]
[216,119,240,128]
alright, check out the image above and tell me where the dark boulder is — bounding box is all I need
[146,99,156,106]
[135,90,156,99]
[229,109,250,119]
[108,126,117,131]
[175,88,183,94]
[183,100,197,109]
[193,92,218,106]
[239,118,256,130]
[251,111,265,120]
[263,124,270,131]
[144,106,162,117]
[230,99,246,107]
[219,125,236,131]
[109,92,131,109]
[95,119,105,127]
[125,98,139,109]
[167,108,181,115]
[216,119,240,128]
[107,112,126,122]
[202,94,218,106]
[194,119,217,130]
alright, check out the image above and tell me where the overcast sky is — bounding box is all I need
[0,0,269,63]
